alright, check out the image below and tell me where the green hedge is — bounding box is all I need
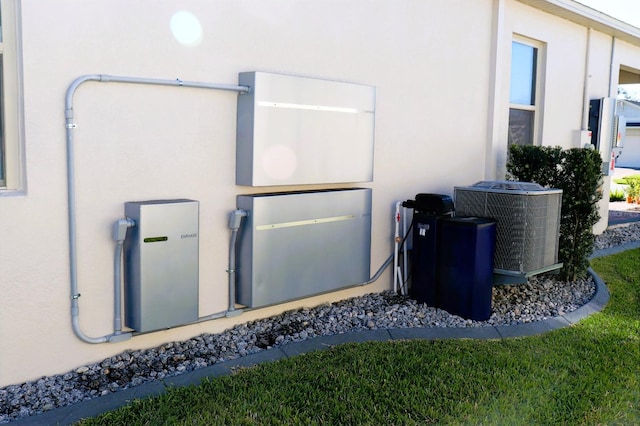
[507,145,603,281]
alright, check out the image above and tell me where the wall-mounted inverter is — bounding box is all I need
[454,181,562,277]
[236,188,372,308]
[236,72,376,186]
[124,199,199,332]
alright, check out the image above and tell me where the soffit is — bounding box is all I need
[516,0,640,46]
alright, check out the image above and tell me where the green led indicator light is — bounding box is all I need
[143,236,168,243]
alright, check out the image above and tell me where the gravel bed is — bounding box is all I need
[593,221,640,250]
[1,223,638,424]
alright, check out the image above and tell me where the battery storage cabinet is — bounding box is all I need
[236,189,372,308]
[124,199,199,332]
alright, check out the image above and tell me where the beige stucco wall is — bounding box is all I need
[1,0,639,388]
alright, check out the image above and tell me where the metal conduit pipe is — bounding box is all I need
[113,242,125,334]
[227,209,248,316]
[64,74,249,344]
[361,253,394,286]
[113,218,135,335]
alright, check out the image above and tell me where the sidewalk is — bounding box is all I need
[608,202,640,225]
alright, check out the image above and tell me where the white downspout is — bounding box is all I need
[608,37,617,97]
[486,0,506,180]
[582,28,592,132]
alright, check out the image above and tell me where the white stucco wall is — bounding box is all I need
[2,0,640,388]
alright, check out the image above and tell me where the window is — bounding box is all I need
[508,38,543,146]
[0,0,24,193]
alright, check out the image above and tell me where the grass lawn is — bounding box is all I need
[79,249,640,425]
[613,174,640,185]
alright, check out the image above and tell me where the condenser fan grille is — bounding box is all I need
[454,182,562,275]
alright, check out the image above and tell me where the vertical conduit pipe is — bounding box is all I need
[65,75,249,343]
[113,218,135,335]
[227,209,247,315]
[113,241,125,334]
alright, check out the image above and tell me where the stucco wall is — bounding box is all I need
[1,0,639,388]
[1,0,496,387]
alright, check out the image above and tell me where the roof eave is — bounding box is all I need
[516,0,640,47]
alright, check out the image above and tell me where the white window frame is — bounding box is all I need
[0,0,25,194]
[508,35,545,146]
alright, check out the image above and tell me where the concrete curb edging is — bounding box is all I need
[9,268,612,426]
[589,241,640,259]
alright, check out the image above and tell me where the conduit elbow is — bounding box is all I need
[113,218,136,242]
[229,209,248,231]
[71,316,108,344]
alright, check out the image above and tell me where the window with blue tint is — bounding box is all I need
[510,42,537,105]
[509,39,540,146]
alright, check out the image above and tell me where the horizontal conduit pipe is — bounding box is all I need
[65,74,249,344]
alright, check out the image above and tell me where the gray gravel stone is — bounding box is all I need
[593,222,640,250]
[0,223,637,424]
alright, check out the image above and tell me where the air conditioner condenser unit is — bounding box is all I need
[454,181,562,279]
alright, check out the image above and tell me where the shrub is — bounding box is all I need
[507,145,603,281]
[626,177,640,200]
[609,187,625,202]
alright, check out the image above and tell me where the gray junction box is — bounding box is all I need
[124,199,199,332]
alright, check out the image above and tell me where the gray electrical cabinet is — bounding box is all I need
[124,199,199,332]
[236,72,376,186]
[236,188,372,308]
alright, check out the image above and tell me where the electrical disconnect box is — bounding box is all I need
[124,199,199,332]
